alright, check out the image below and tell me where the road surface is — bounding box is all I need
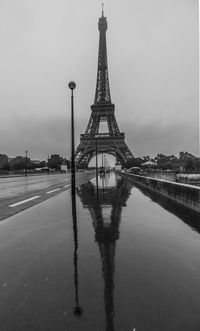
[0,172,94,221]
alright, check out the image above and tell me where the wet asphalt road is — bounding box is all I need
[0,174,72,199]
[0,172,94,221]
[0,172,200,331]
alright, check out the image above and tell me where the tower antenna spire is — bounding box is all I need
[102,3,104,17]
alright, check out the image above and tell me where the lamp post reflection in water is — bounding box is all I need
[71,192,83,317]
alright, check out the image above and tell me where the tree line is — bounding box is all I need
[125,152,200,173]
[1,151,200,173]
[0,154,70,173]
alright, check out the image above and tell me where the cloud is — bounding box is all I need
[0,0,198,160]
[1,111,198,160]
[123,119,199,157]
[0,114,70,159]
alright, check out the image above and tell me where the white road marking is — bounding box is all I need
[64,184,70,188]
[9,196,40,207]
[46,188,61,194]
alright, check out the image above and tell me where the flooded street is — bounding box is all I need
[0,172,200,331]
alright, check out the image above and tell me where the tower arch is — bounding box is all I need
[76,146,126,168]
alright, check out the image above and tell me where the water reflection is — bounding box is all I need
[77,172,133,330]
[71,193,83,317]
[132,181,200,233]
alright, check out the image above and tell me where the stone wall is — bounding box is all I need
[121,172,200,213]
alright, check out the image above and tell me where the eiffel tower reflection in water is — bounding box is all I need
[71,172,200,329]
[76,172,133,330]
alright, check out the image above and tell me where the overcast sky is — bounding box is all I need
[0,0,198,162]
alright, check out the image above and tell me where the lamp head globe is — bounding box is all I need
[68,81,76,90]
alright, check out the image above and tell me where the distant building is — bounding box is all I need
[35,167,49,172]
[32,160,41,165]
[104,156,110,171]
[141,161,157,168]
[115,162,121,171]
[61,164,67,172]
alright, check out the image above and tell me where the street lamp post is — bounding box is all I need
[95,137,99,189]
[25,150,28,177]
[47,156,50,175]
[68,81,76,196]
[95,137,98,173]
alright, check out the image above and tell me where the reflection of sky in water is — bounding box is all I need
[101,206,113,226]
[91,172,117,189]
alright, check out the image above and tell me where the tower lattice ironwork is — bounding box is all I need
[75,8,133,168]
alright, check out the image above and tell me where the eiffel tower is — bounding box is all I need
[75,7,134,168]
